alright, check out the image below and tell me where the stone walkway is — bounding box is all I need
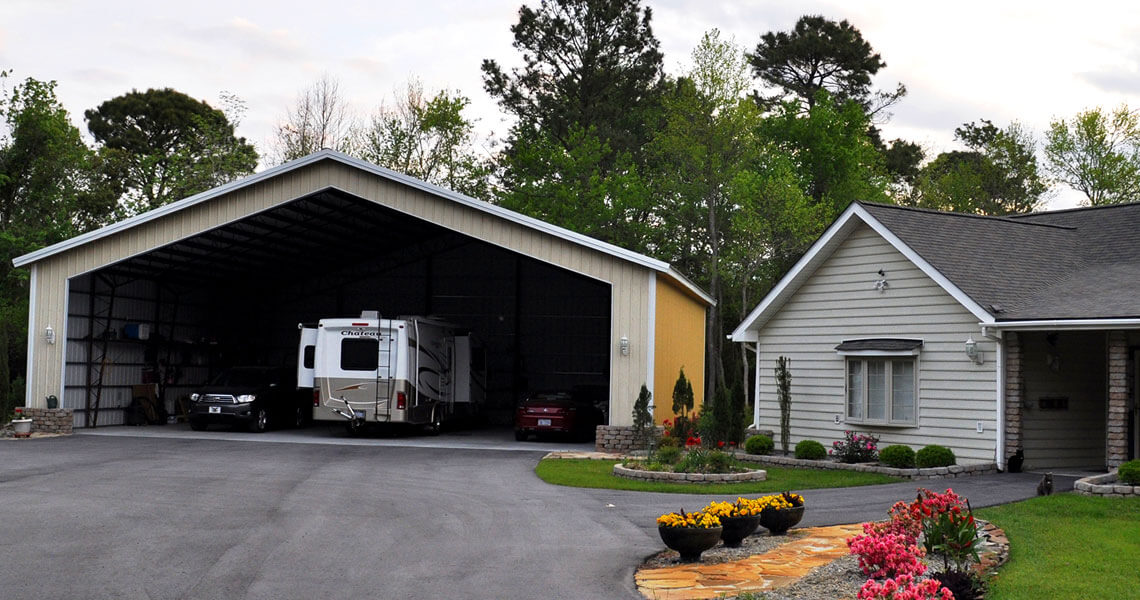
[635,524,864,600]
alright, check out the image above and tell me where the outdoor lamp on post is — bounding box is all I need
[965,337,982,365]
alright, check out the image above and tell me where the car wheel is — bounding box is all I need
[514,429,527,441]
[190,420,207,432]
[250,408,268,433]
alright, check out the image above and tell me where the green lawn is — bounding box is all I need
[977,494,1140,599]
[534,458,899,493]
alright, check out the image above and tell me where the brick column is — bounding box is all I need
[1107,331,1128,468]
[1003,331,1023,459]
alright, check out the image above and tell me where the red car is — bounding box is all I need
[514,391,604,441]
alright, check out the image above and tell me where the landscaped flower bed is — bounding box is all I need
[739,431,998,480]
[846,488,996,600]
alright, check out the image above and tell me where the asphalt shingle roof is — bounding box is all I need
[858,201,1140,321]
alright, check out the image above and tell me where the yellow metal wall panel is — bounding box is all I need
[653,276,708,425]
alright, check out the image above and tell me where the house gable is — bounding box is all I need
[751,223,999,464]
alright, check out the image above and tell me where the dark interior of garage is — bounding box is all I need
[65,189,612,428]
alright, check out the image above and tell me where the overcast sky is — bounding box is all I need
[4,0,1139,209]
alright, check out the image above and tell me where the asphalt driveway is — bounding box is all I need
[0,432,1062,600]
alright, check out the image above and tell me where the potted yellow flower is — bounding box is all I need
[758,491,805,535]
[704,498,764,547]
[656,508,722,561]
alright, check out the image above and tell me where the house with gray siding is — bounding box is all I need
[732,201,1140,471]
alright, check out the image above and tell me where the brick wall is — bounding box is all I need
[1003,331,1022,460]
[1107,331,1128,467]
[14,408,73,435]
[595,425,662,453]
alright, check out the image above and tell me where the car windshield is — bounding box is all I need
[209,368,275,387]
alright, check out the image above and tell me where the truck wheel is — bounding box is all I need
[250,408,268,433]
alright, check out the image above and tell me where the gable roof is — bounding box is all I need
[733,200,1140,340]
[13,149,712,305]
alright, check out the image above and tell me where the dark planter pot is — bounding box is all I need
[658,525,723,562]
[760,505,805,535]
[719,514,762,547]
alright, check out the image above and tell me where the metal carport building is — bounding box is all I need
[15,150,710,428]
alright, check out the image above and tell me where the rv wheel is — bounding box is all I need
[346,418,364,437]
[426,409,442,436]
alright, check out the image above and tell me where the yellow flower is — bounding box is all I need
[657,509,721,528]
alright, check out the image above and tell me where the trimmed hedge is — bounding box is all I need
[795,439,827,460]
[1119,459,1140,485]
[916,445,956,468]
[744,434,774,455]
[879,444,916,469]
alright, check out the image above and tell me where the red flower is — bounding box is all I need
[717,441,725,448]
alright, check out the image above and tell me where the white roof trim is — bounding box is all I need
[986,318,1140,331]
[13,150,709,304]
[730,203,994,341]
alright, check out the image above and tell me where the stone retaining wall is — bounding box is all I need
[1073,470,1140,497]
[613,463,767,482]
[13,408,73,435]
[737,453,998,480]
[595,425,663,453]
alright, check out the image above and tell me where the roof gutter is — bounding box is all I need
[984,318,1140,332]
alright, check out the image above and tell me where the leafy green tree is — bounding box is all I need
[86,88,258,216]
[1044,104,1140,205]
[0,74,115,407]
[483,0,664,244]
[645,30,764,398]
[759,92,890,215]
[749,15,904,114]
[359,80,492,199]
[911,119,1047,215]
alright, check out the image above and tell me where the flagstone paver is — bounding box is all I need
[635,523,864,600]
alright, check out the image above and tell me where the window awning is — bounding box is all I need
[835,338,924,356]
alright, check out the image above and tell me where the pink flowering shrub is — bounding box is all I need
[847,525,927,578]
[857,574,953,600]
[830,430,880,463]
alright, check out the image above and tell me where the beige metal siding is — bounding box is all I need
[754,225,998,464]
[26,161,651,420]
[1020,331,1106,469]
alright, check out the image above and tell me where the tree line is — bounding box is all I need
[4,1,1140,417]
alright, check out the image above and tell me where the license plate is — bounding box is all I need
[208,406,221,414]
[538,418,552,426]
[353,411,365,418]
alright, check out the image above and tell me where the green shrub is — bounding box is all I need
[706,450,733,473]
[879,444,916,468]
[744,434,775,455]
[1119,459,1140,485]
[655,445,682,465]
[674,448,708,473]
[795,439,827,460]
[916,445,956,468]
[657,434,680,449]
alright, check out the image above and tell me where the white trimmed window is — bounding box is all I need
[836,339,920,426]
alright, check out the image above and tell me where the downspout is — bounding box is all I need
[995,334,1005,470]
[747,343,760,429]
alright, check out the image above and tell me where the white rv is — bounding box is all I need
[298,312,484,433]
